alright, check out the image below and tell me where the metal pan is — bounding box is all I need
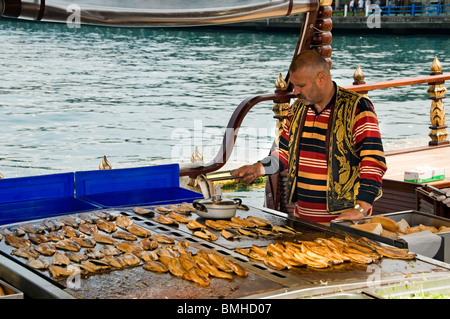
[193,195,244,219]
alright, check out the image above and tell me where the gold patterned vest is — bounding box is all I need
[286,85,365,214]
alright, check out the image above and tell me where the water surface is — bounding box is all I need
[1,19,449,206]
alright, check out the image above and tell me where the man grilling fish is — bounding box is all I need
[232,50,387,223]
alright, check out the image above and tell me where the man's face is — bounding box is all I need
[289,67,321,106]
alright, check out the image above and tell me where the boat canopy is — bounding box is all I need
[0,0,319,27]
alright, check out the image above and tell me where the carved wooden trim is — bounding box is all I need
[344,73,450,92]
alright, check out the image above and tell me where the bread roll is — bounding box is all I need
[351,222,383,235]
[438,226,450,233]
[406,226,421,234]
[396,219,410,234]
[381,229,399,239]
[369,216,399,232]
[418,224,438,233]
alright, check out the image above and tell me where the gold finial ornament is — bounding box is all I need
[353,65,365,84]
[352,65,368,98]
[275,73,287,90]
[427,56,448,146]
[99,155,112,170]
[430,56,442,74]
[190,146,203,164]
[320,0,333,6]
[427,56,446,99]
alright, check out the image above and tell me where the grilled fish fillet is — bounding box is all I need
[55,239,81,252]
[49,265,78,278]
[36,242,57,256]
[186,267,210,287]
[112,231,138,241]
[26,258,50,270]
[95,218,116,233]
[18,223,46,234]
[245,216,272,228]
[91,232,115,245]
[114,241,144,255]
[115,215,134,229]
[132,207,154,215]
[27,233,51,245]
[12,247,39,259]
[5,234,31,249]
[71,237,96,248]
[197,261,233,280]
[152,215,177,225]
[151,233,175,244]
[143,260,168,273]
[62,226,84,238]
[139,238,158,250]
[78,223,98,235]
[126,224,152,237]
[359,237,416,260]
[263,256,291,270]
[65,251,88,263]
[167,212,191,224]
[231,217,257,228]
[168,257,188,278]
[227,259,248,277]
[207,252,234,273]
[120,252,141,266]
[187,220,206,230]
[205,220,226,231]
[138,250,159,262]
[53,252,71,266]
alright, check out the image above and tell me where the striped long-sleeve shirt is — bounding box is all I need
[261,89,387,223]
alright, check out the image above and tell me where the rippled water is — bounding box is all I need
[1,18,449,196]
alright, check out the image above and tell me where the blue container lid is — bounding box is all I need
[74,164,203,208]
[0,197,99,226]
[0,173,74,204]
[0,172,101,225]
[78,187,202,208]
[75,164,180,196]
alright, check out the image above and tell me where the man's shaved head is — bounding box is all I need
[289,50,330,76]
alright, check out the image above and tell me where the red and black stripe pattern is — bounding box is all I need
[261,96,386,222]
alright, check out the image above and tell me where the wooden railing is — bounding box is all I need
[344,73,450,93]
[346,56,449,147]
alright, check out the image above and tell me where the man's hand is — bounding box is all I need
[334,201,371,222]
[232,162,265,184]
[334,209,365,222]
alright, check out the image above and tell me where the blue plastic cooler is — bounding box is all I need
[0,173,99,225]
[74,164,202,208]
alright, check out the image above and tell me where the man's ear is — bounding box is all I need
[316,71,326,86]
